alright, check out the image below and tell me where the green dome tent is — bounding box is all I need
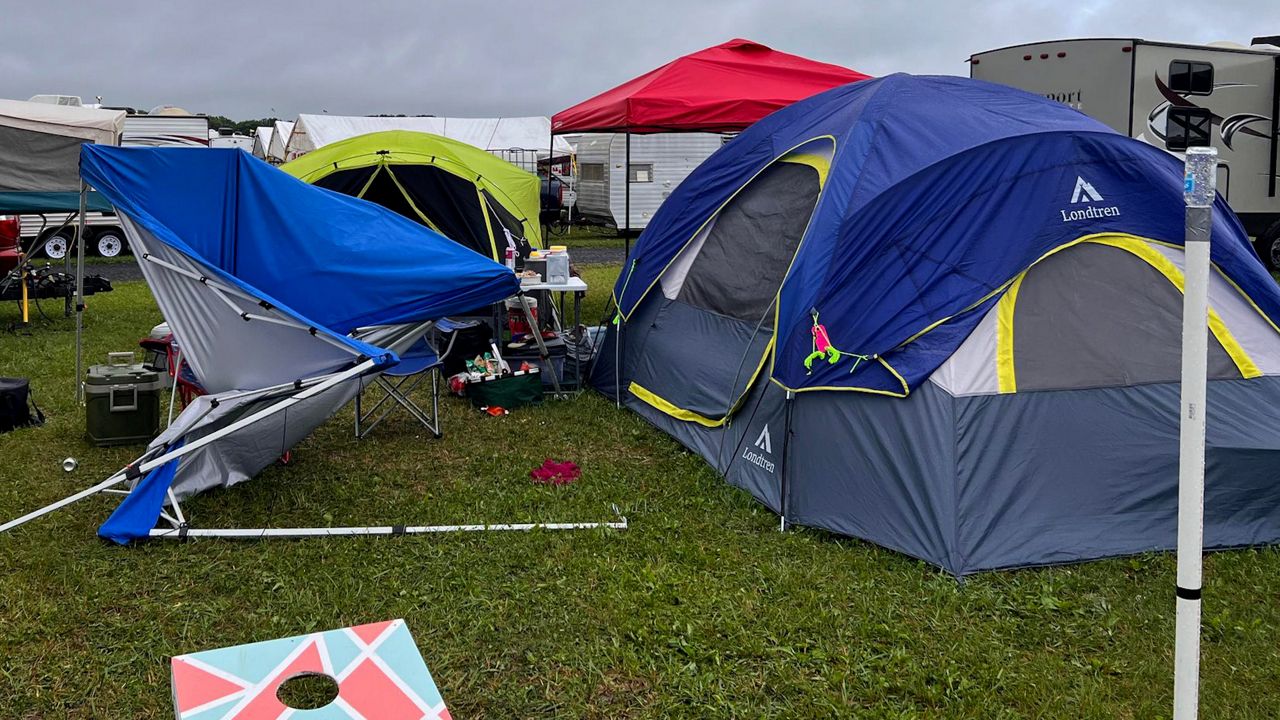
[281,130,541,261]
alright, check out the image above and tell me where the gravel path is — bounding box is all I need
[570,247,625,265]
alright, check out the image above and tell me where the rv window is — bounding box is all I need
[629,164,654,183]
[1168,60,1213,95]
[1166,106,1213,151]
[580,163,605,182]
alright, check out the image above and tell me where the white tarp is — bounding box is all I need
[285,114,573,160]
[0,98,125,144]
[253,126,273,159]
[269,120,294,161]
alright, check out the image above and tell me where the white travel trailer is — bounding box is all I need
[970,36,1280,266]
[210,131,255,152]
[22,111,210,257]
[571,132,730,231]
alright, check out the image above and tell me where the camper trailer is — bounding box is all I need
[572,132,731,231]
[21,110,210,258]
[970,37,1280,266]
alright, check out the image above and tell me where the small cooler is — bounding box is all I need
[85,352,163,446]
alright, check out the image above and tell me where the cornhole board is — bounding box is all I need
[170,619,450,719]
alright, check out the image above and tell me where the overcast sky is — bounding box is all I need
[2,0,1273,120]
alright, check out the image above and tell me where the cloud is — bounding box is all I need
[0,0,1270,119]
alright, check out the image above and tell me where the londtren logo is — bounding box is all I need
[742,425,776,473]
[1060,176,1121,222]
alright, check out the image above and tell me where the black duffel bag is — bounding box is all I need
[0,377,44,433]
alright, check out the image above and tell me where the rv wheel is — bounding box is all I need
[1258,220,1280,272]
[93,229,127,258]
[41,231,72,260]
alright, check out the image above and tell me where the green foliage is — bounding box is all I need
[202,115,278,136]
[1,265,1278,717]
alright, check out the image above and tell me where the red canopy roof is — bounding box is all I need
[552,39,870,135]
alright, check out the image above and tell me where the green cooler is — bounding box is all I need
[85,352,163,446]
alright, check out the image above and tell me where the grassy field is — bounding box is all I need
[2,263,1280,718]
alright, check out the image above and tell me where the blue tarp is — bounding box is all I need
[614,74,1280,395]
[80,146,520,350]
[82,147,520,544]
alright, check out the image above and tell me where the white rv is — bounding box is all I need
[571,132,730,231]
[21,105,210,258]
[210,131,255,152]
[970,36,1280,266]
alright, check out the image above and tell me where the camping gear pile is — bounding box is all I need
[594,73,1280,576]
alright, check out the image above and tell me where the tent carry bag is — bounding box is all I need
[0,377,44,433]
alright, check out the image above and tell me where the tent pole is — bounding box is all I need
[548,127,555,242]
[624,132,631,259]
[1173,147,1216,720]
[780,390,794,531]
[74,182,88,402]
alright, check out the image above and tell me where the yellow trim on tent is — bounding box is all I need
[995,273,1024,393]
[628,337,778,427]
[475,187,499,261]
[778,231,1267,397]
[628,382,724,428]
[616,135,838,322]
[381,162,448,233]
[778,152,831,187]
[990,233,1261,390]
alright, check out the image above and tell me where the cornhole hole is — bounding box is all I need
[170,619,449,719]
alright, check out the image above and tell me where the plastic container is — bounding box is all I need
[85,352,163,446]
[545,252,570,285]
[504,296,538,335]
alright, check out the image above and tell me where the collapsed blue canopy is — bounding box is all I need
[81,146,519,340]
[615,74,1279,395]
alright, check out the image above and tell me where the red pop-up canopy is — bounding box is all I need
[552,39,870,134]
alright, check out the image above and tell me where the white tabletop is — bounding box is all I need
[519,276,588,292]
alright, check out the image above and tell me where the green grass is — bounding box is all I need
[2,271,1280,717]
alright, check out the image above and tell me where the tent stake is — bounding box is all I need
[1173,146,1216,720]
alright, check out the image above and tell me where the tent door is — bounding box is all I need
[626,145,829,426]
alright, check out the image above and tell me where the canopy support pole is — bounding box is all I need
[624,132,631,259]
[74,182,87,402]
[1174,147,1216,720]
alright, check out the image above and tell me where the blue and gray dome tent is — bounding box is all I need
[594,74,1280,575]
[0,146,520,542]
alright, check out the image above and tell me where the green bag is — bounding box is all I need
[467,369,542,410]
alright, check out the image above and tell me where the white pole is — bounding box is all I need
[1174,146,1217,720]
[74,182,88,402]
[146,518,628,540]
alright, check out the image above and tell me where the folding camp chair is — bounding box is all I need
[354,336,442,439]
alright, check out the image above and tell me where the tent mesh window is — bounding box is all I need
[1012,242,1240,391]
[675,160,821,323]
[314,164,496,259]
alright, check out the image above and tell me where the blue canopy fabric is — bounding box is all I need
[80,146,520,359]
[614,74,1280,395]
